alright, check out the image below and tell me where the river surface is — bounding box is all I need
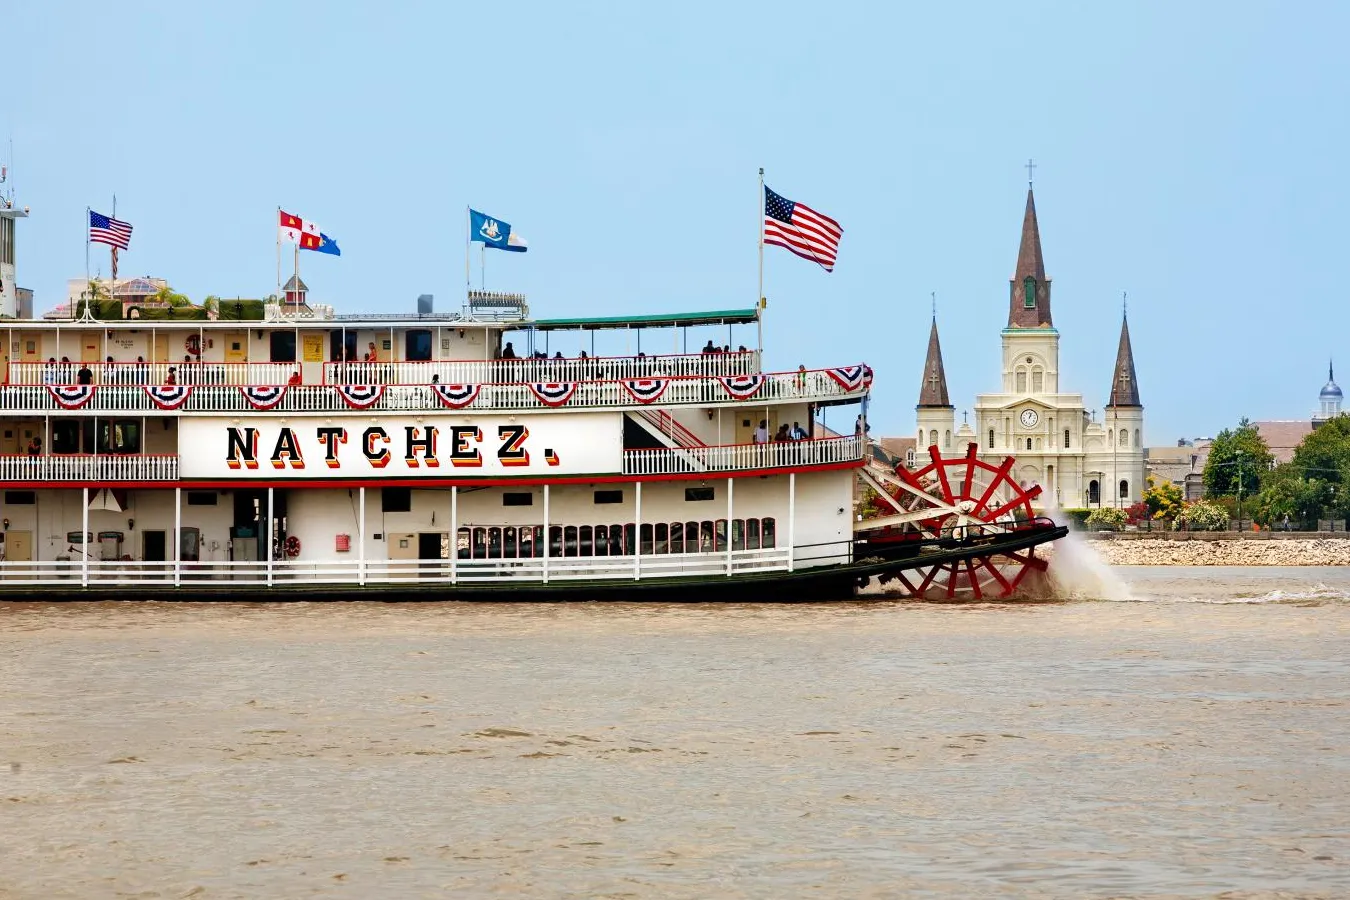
[2,567,1349,898]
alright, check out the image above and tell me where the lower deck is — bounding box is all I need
[0,471,855,590]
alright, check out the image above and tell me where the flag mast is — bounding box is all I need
[465,207,471,299]
[275,207,282,305]
[756,167,765,353]
[84,206,91,311]
[110,194,118,285]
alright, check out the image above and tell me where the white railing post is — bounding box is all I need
[81,487,89,587]
[173,487,182,587]
[634,481,641,581]
[542,484,550,584]
[358,487,366,586]
[266,486,274,587]
[727,477,734,576]
[450,486,458,586]
[788,472,796,573]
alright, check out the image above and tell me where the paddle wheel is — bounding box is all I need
[855,443,1052,600]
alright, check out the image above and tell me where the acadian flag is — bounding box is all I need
[469,209,528,252]
[278,210,341,256]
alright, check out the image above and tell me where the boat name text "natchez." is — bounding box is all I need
[180,414,623,479]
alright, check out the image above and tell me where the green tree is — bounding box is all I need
[1253,464,1334,526]
[1287,415,1350,518]
[1203,418,1273,497]
[151,284,193,308]
[1142,476,1183,520]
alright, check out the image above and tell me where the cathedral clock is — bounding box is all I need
[1019,408,1039,428]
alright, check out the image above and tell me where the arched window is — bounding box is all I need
[943,429,951,449]
[1023,276,1036,308]
[1015,368,1027,393]
[988,429,995,448]
[1031,368,1044,393]
[1088,479,1101,505]
[1063,428,1070,449]
[1134,428,1141,449]
[1026,437,1032,451]
[1119,428,1128,447]
[1119,479,1129,500]
[906,448,916,468]
[928,429,938,448]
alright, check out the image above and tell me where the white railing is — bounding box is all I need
[623,435,863,475]
[0,366,865,414]
[0,454,179,482]
[0,546,796,587]
[323,351,761,385]
[8,362,299,386]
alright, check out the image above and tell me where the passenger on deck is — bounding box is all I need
[76,363,93,386]
[554,351,564,360]
[791,421,808,440]
[774,424,790,442]
[165,366,177,386]
[702,340,716,354]
[287,370,302,386]
[26,436,41,456]
[753,420,768,444]
[500,342,517,360]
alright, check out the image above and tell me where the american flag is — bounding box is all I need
[763,186,842,272]
[89,211,133,250]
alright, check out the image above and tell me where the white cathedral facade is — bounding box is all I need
[916,186,1145,509]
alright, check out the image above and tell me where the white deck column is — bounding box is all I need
[358,487,366,586]
[173,487,181,586]
[449,486,458,585]
[542,484,550,584]
[634,481,642,580]
[81,487,89,587]
[787,473,796,573]
[266,486,274,586]
[726,477,734,576]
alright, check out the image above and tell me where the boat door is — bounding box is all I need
[418,532,445,559]
[143,530,166,562]
[0,331,8,383]
[153,333,169,364]
[223,330,247,364]
[80,332,101,363]
[0,422,19,454]
[5,531,32,562]
[19,333,39,364]
[735,412,777,444]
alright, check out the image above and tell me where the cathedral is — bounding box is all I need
[915,185,1145,509]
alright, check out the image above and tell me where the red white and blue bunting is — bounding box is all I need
[239,385,288,410]
[621,378,670,404]
[431,383,480,409]
[529,382,578,407]
[863,364,874,388]
[825,365,867,392]
[336,384,385,409]
[144,384,193,410]
[48,384,96,410]
[718,374,765,400]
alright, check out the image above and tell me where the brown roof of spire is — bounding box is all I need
[1106,314,1141,407]
[1008,188,1052,328]
[917,318,952,408]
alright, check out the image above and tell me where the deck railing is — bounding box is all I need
[623,435,864,475]
[0,454,179,482]
[322,351,761,385]
[0,365,865,414]
[8,361,299,386]
[0,546,804,588]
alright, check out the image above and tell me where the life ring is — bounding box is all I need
[185,334,201,356]
[283,535,302,557]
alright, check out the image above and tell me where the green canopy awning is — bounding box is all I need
[528,308,759,331]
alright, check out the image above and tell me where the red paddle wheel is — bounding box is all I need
[858,443,1051,600]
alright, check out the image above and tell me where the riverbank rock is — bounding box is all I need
[1040,538,1350,566]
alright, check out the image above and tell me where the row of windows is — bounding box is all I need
[1087,480,1130,503]
[456,518,777,559]
[980,428,1140,452]
[380,486,717,513]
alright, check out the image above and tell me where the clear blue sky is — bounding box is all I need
[8,1,1347,444]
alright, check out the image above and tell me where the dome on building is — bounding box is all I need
[1320,361,1342,400]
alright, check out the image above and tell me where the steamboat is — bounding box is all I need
[0,204,1065,601]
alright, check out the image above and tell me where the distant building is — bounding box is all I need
[1313,361,1343,428]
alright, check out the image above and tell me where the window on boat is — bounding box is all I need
[685,521,699,554]
[186,491,217,506]
[624,524,636,556]
[488,527,503,559]
[732,519,745,551]
[330,330,358,364]
[594,489,623,504]
[4,491,35,505]
[98,420,141,454]
[761,518,776,549]
[669,522,684,554]
[579,525,593,557]
[564,525,579,557]
[472,527,487,559]
[745,518,760,550]
[456,527,471,559]
[685,487,715,502]
[382,488,412,513]
[593,525,608,556]
[503,491,534,507]
[405,329,433,362]
[714,520,728,552]
[638,523,653,556]
[52,420,86,454]
[699,521,714,553]
[653,522,668,555]
[610,524,625,555]
[504,526,518,558]
[269,331,297,363]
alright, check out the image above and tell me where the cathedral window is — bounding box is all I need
[1119,479,1129,500]
[944,430,951,449]
[928,429,938,448]
[1088,479,1101,505]
[1023,277,1036,308]
[988,429,995,449]
[1063,428,1070,449]
[1026,437,1032,451]
[1015,369,1027,393]
[1134,429,1141,449]
[1032,369,1043,393]
[1119,428,1128,448]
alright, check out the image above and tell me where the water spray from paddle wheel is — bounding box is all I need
[857,443,1050,600]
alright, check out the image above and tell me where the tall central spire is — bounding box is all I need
[917,317,951,408]
[1008,187,1052,328]
[1106,313,1141,408]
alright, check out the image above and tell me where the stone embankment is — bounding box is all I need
[1052,533,1350,566]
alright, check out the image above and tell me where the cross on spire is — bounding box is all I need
[928,367,941,390]
[1025,158,1037,187]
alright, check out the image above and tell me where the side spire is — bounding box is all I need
[917,316,952,408]
[1008,185,1052,328]
[1106,310,1141,408]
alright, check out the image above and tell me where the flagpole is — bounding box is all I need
[481,243,486,291]
[465,207,471,298]
[84,207,90,314]
[294,241,300,313]
[110,194,118,285]
[276,207,282,304]
[757,167,765,353]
